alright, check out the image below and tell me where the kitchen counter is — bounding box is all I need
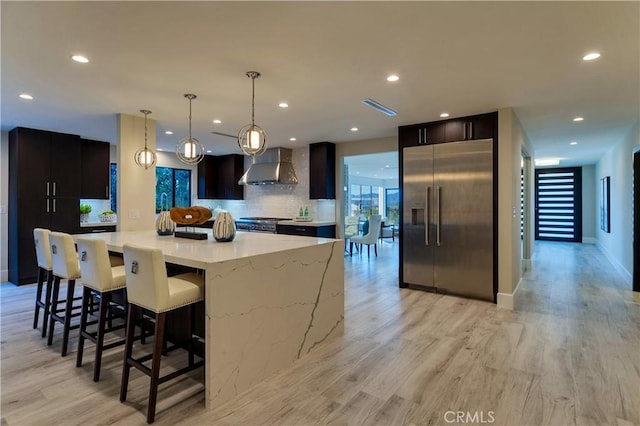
[80,221,117,227]
[74,230,344,408]
[277,220,336,227]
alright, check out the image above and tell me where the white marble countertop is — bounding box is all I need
[74,229,340,269]
[80,221,117,227]
[277,220,336,227]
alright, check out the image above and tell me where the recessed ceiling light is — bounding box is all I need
[387,74,399,82]
[582,52,601,61]
[206,150,212,153]
[279,102,289,108]
[165,131,173,135]
[213,119,222,124]
[71,55,89,63]
[573,117,584,122]
[19,93,33,100]
[570,141,578,145]
[289,137,297,141]
[440,113,449,118]
[351,127,359,132]
[385,165,390,168]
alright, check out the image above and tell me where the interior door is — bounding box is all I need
[402,145,435,287]
[434,139,493,301]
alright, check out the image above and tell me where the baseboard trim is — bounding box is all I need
[0,269,8,282]
[583,237,597,244]
[497,277,523,310]
[596,243,633,286]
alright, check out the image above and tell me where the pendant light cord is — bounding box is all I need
[251,76,255,127]
[188,97,193,140]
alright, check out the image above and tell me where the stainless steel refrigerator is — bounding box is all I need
[402,139,494,301]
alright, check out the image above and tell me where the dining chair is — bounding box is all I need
[350,214,383,257]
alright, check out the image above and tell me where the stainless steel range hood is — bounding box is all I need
[238,147,299,185]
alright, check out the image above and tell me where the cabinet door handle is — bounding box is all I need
[418,128,422,144]
[424,128,428,144]
[53,199,56,213]
[468,121,473,140]
[53,182,56,196]
[47,199,50,213]
[46,182,50,196]
[106,185,109,198]
[91,229,107,233]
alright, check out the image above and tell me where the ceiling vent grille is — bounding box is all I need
[361,98,397,116]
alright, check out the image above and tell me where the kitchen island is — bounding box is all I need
[74,230,344,408]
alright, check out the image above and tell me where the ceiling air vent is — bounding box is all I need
[361,98,397,117]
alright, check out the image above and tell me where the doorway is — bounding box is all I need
[535,166,583,242]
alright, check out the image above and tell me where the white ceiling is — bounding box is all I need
[345,152,398,180]
[2,2,638,169]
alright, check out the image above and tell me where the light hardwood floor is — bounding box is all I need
[1,240,638,425]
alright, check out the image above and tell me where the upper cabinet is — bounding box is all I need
[197,154,244,200]
[399,112,498,148]
[80,138,110,199]
[309,141,336,199]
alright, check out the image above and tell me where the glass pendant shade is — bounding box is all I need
[238,124,267,157]
[238,71,268,157]
[134,109,157,169]
[176,93,204,165]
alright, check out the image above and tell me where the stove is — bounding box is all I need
[235,217,291,233]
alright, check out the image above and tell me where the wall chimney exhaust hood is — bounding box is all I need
[238,147,298,185]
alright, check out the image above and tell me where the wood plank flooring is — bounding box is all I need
[1,240,638,425]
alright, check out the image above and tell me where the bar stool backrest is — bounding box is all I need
[123,244,170,313]
[49,231,81,280]
[76,237,116,292]
[33,228,52,271]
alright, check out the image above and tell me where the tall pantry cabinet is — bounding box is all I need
[9,127,82,285]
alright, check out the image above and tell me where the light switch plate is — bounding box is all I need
[0,205,7,214]
[128,208,140,219]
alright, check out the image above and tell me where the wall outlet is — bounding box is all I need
[0,205,7,214]
[128,208,140,219]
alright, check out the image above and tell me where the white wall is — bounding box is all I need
[498,108,535,309]
[595,121,639,284]
[582,165,596,242]
[0,131,9,281]
[195,146,335,222]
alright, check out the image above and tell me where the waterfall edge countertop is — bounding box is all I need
[73,229,345,409]
[75,229,340,268]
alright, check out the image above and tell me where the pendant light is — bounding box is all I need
[134,109,157,169]
[176,93,204,165]
[237,71,268,157]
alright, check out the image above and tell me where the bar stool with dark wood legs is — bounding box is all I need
[121,243,204,424]
[47,231,82,356]
[75,237,128,382]
[33,228,54,338]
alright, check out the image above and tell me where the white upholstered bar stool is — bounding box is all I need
[76,237,127,382]
[121,243,204,424]
[33,228,54,338]
[47,231,82,356]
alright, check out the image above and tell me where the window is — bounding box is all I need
[156,167,191,212]
[349,184,379,217]
[110,163,117,213]
[385,188,399,225]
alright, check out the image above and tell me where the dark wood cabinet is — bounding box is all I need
[399,112,498,148]
[276,223,336,238]
[309,142,336,199]
[198,154,244,200]
[9,127,82,285]
[80,139,110,199]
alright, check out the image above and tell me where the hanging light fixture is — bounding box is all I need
[238,71,268,157]
[134,109,157,169]
[176,93,204,165]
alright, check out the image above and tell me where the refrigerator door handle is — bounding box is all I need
[425,186,430,245]
[436,186,442,246]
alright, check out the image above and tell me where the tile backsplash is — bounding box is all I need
[195,146,336,221]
